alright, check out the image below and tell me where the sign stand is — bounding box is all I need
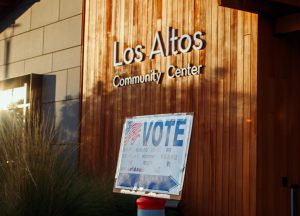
[114,113,194,214]
[136,196,166,216]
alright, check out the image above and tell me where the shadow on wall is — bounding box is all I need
[56,99,80,145]
[55,99,80,167]
[2,25,17,79]
[0,0,38,79]
[80,65,245,173]
[0,0,38,33]
[42,74,80,166]
[80,68,241,215]
[79,64,258,216]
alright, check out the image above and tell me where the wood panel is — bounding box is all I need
[80,0,258,215]
[218,0,300,16]
[257,16,300,216]
[271,0,300,8]
[276,13,300,34]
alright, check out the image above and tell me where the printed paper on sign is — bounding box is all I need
[114,113,193,199]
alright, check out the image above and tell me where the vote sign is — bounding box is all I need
[114,113,193,199]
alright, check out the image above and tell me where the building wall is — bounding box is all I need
[81,0,258,215]
[0,0,82,145]
[257,17,300,216]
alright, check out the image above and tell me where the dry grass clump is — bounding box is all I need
[0,111,136,216]
[0,111,81,215]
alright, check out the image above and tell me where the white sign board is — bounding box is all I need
[114,113,193,200]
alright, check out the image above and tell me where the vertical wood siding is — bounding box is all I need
[257,17,300,216]
[81,0,258,215]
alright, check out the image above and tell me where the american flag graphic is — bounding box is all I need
[124,121,142,145]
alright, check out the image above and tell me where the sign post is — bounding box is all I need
[113,113,193,214]
[136,196,166,216]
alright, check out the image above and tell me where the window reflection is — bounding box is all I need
[0,83,29,116]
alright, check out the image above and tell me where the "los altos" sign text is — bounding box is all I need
[113,27,206,87]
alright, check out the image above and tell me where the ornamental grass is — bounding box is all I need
[0,111,136,216]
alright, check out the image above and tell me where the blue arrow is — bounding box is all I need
[155,176,178,192]
[117,173,178,192]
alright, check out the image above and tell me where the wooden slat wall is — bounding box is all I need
[80,0,258,215]
[257,17,300,216]
[271,0,300,8]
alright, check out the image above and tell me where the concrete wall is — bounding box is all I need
[0,0,82,149]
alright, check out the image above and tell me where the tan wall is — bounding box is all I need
[0,0,83,145]
[81,0,258,215]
